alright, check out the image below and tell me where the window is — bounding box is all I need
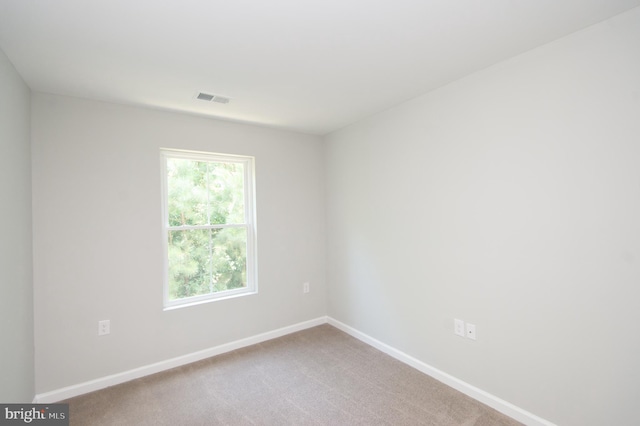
[161,149,257,308]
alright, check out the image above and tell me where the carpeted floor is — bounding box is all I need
[63,324,522,425]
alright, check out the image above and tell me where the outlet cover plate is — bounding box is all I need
[466,323,476,340]
[454,318,465,337]
[98,320,110,336]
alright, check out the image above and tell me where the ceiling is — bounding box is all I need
[1,0,639,135]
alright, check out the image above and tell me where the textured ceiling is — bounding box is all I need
[1,0,639,134]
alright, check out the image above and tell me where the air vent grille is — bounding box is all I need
[196,92,231,104]
[196,93,214,101]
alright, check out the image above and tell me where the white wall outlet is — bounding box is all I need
[303,282,310,294]
[454,318,465,337]
[466,323,476,340]
[98,320,110,336]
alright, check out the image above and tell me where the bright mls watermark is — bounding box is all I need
[0,404,68,425]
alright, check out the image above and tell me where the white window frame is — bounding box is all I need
[160,148,257,309]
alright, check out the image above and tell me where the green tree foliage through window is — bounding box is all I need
[162,152,256,306]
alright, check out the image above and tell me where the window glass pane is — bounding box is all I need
[163,150,255,307]
[211,227,247,292]
[166,158,208,226]
[167,227,247,301]
[167,228,212,300]
[208,162,245,225]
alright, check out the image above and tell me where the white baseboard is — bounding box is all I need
[34,315,553,426]
[327,317,555,426]
[33,316,328,403]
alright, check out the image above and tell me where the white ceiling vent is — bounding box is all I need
[196,92,230,104]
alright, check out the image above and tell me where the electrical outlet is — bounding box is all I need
[98,320,110,336]
[303,282,310,294]
[466,323,476,340]
[454,318,465,337]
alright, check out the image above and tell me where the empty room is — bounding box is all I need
[1,1,639,425]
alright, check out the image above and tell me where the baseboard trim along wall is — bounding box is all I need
[327,317,555,426]
[33,316,327,403]
[35,315,554,426]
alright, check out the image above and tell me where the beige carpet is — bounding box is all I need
[64,324,522,425]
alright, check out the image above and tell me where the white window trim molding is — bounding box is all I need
[160,148,258,310]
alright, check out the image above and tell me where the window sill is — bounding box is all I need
[163,290,257,311]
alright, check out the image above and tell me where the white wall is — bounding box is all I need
[325,7,640,426]
[31,94,326,394]
[0,48,34,402]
